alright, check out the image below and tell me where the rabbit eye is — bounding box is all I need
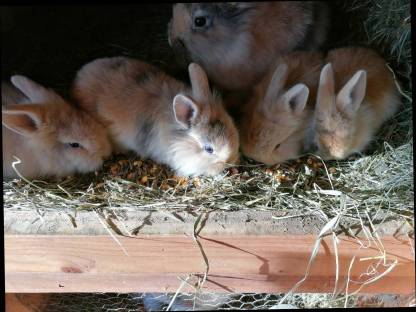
[67,142,82,148]
[203,144,214,154]
[274,144,281,151]
[193,14,212,30]
[194,16,206,27]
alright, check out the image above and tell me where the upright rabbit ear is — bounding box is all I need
[173,94,199,129]
[2,104,45,137]
[336,70,367,118]
[264,63,289,106]
[316,63,336,124]
[282,84,309,115]
[188,63,210,103]
[10,75,62,103]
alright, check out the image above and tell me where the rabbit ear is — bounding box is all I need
[173,94,199,129]
[10,75,62,103]
[188,63,210,103]
[264,63,289,104]
[316,63,336,123]
[2,104,44,137]
[336,70,367,118]
[282,84,309,115]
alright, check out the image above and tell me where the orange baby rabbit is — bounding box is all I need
[2,75,112,179]
[239,51,324,165]
[72,57,239,177]
[310,47,401,160]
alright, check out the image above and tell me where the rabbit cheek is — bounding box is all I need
[67,147,102,173]
[227,153,240,166]
[210,163,226,175]
[270,132,303,164]
[97,138,112,160]
[169,138,206,176]
[88,134,111,166]
[240,138,257,161]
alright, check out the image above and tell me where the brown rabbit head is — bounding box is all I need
[170,63,240,176]
[168,2,328,90]
[313,63,367,160]
[240,64,310,165]
[2,75,112,177]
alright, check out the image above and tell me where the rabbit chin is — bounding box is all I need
[59,155,104,176]
[264,148,302,166]
[174,159,225,177]
[167,142,226,177]
[325,148,351,160]
[171,154,225,177]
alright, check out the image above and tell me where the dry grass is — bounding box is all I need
[3,139,413,227]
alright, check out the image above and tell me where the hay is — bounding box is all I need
[3,141,413,229]
[338,0,411,84]
[340,0,412,142]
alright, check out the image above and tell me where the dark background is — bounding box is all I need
[1,4,181,98]
[1,2,361,99]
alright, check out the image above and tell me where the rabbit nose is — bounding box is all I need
[309,142,319,154]
[301,141,318,155]
[172,39,187,55]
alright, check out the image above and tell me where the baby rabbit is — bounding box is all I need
[239,51,324,165]
[309,47,401,160]
[72,57,240,177]
[168,2,329,91]
[2,75,112,179]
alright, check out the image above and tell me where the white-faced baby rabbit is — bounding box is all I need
[168,2,329,90]
[239,51,324,165]
[309,47,401,160]
[72,57,240,177]
[2,75,112,179]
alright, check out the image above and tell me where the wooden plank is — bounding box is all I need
[3,209,331,236]
[4,209,412,236]
[5,234,415,294]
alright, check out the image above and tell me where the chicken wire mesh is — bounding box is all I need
[13,292,356,311]
[13,291,415,311]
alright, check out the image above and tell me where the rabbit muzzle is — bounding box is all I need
[172,38,191,68]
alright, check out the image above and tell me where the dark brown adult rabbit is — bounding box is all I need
[168,2,329,91]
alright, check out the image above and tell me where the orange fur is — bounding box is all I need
[72,57,240,177]
[314,47,400,159]
[327,47,396,121]
[239,51,324,164]
[2,78,111,179]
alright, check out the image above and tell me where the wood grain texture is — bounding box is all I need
[5,234,415,294]
[4,208,411,236]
